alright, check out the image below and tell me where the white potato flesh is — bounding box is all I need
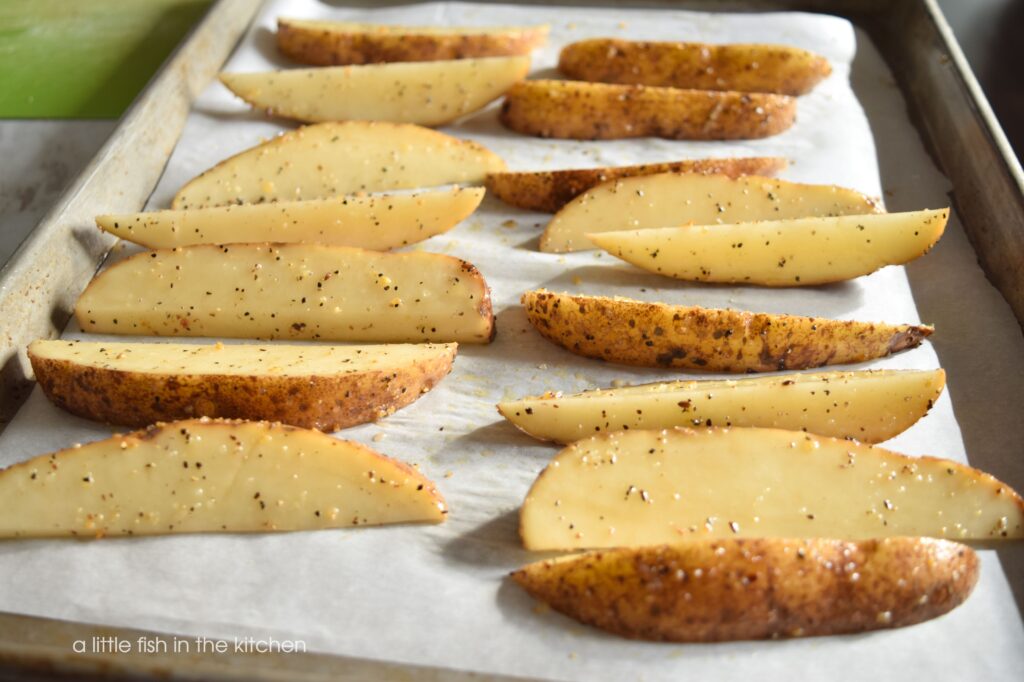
[74,243,494,344]
[98,187,483,250]
[0,419,447,538]
[540,172,881,253]
[172,121,506,209]
[520,427,1024,550]
[280,19,546,37]
[28,339,456,377]
[220,56,531,126]
[499,369,945,445]
[591,209,948,286]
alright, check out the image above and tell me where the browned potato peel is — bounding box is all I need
[499,80,795,140]
[485,157,787,213]
[559,38,832,95]
[522,290,932,372]
[277,18,549,66]
[512,538,978,642]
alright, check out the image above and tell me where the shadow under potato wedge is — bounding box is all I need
[277,18,549,66]
[172,121,505,210]
[29,340,457,431]
[75,244,496,344]
[519,426,1024,550]
[498,368,946,445]
[499,80,796,140]
[485,157,787,213]
[559,38,832,96]
[512,538,978,642]
[220,56,531,127]
[0,419,447,539]
[590,209,949,286]
[521,290,931,372]
[99,187,483,250]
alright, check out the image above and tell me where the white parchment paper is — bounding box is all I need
[1,1,1022,679]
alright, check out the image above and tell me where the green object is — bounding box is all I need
[0,0,213,119]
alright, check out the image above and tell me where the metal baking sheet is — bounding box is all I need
[0,1,1022,680]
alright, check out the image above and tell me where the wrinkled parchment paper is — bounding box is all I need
[1,1,1022,679]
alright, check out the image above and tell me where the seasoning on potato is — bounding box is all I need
[29,340,457,431]
[559,38,832,95]
[522,290,931,372]
[499,80,796,140]
[0,419,447,539]
[485,157,787,213]
[277,18,549,65]
[512,538,978,641]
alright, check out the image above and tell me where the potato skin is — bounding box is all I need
[522,290,932,372]
[277,19,549,66]
[512,538,978,642]
[485,157,787,213]
[29,347,456,431]
[499,80,795,140]
[559,39,832,96]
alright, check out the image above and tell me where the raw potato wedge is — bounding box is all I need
[75,244,495,344]
[519,426,1024,550]
[277,18,549,65]
[0,419,446,539]
[485,157,787,213]
[522,290,931,372]
[498,369,946,445]
[559,39,832,96]
[172,122,505,210]
[591,209,949,286]
[513,538,978,642]
[99,187,483,250]
[29,340,457,431]
[499,80,795,141]
[220,56,531,126]
[541,172,880,253]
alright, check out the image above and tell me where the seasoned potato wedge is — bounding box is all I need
[172,122,505,210]
[499,80,795,141]
[541,172,880,253]
[559,39,832,96]
[522,290,931,372]
[520,426,1024,550]
[0,419,446,538]
[76,244,495,344]
[591,209,948,285]
[513,538,978,641]
[29,340,456,431]
[498,369,945,445]
[220,56,531,126]
[485,157,786,213]
[277,18,549,65]
[99,187,483,250]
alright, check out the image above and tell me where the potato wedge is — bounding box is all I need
[512,538,978,641]
[559,39,832,96]
[541,172,880,253]
[499,80,795,141]
[498,369,945,445]
[172,122,505,210]
[522,290,931,372]
[520,426,1024,550]
[76,244,495,344]
[99,187,483,250]
[0,419,446,539]
[29,340,456,431]
[277,18,549,65]
[591,209,948,286]
[220,56,531,126]
[485,157,787,213]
